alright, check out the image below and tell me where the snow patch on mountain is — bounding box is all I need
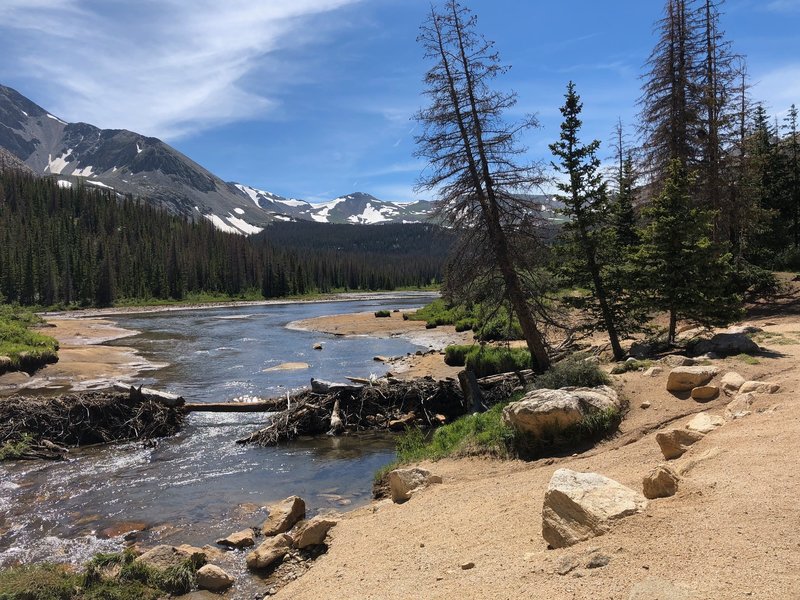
[73,165,95,177]
[46,150,72,175]
[57,180,72,188]
[86,180,113,189]
[226,214,263,235]
[234,208,245,215]
[348,203,390,224]
[46,113,67,125]
[204,214,240,235]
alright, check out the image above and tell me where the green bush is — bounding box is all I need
[444,345,471,366]
[475,310,523,342]
[535,355,610,389]
[443,344,532,377]
[454,318,476,333]
[374,310,391,318]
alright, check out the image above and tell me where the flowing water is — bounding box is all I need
[0,294,437,567]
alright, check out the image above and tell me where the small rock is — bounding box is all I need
[373,355,391,362]
[660,355,696,368]
[313,343,323,350]
[666,367,719,393]
[196,564,235,592]
[388,467,442,503]
[216,529,255,549]
[541,469,647,549]
[556,555,579,575]
[460,562,475,570]
[720,372,746,394]
[725,392,756,420]
[655,429,705,460]
[739,381,780,394]
[690,385,719,401]
[292,516,338,548]
[586,553,611,569]
[261,496,306,536]
[388,412,416,431]
[685,413,724,434]
[246,534,293,571]
[642,465,680,499]
[643,367,663,378]
[640,401,652,409]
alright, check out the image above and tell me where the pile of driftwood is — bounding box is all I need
[0,388,184,460]
[237,370,534,447]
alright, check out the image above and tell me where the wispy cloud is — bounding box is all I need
[0,0,363,139]
[753,64,800,114]
[765,0,800,12]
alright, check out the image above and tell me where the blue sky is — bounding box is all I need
[0,0,798,203]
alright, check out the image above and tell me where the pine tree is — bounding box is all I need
[784,104,800,250]
[610,156,640,252]
[633,159,740,344]
[550,81,626,360]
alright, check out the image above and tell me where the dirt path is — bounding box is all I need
[277,313,800,599]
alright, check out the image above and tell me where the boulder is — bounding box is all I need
[685,413,724,434]
[643,367,664,377]
[642,465,680,499]
[666,367,719,393]
[502,386,620,438]
[292,516,338,548]
[196,564,235,592]
[720,372,746,394]
[135,545,205,571]
[541,469,647,549]
[655,429,705,460]
[216,528,255,549]
[261,496,305,536]
[691,333,759,357]
[690,385,719,401]
[388,467,442,503]
[245,534,293,571]
[660,355,696,368]
[739,381,780,394]
[725,392,755,420]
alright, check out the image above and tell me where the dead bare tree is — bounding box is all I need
[414,0,551,372]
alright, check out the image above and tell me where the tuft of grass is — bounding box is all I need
[750,331,797,346]
[0,434,35,461]
[610,359,653,375]
[734,353,761,365]
[374,310,391,318]
[443,344,531,377]
[0,564,77,600]
[535,355,611,389]
[0,307,59,374]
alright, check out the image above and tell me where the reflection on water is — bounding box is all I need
[0,294,435,566]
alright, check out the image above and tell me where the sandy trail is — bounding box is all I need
[276,312,800,599]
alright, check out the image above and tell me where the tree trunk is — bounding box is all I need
[668,308,678,346]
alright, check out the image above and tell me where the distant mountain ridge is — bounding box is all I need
[0,84,436,233]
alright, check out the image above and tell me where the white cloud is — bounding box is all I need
[0,0,362,139]
[753,64,800,114]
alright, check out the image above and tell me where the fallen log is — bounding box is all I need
[112,383,185,408]
[183,399,288,413]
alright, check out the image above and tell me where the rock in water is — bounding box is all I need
[216,529,255,549]
[135,545,205,571]
[666,367,719,393]
[685,413,724,434]
[245,534,293,571]
[642,465,680,499]
[502,386,620,438]
[261,496,305,536]
[656,429,705,460]
[292,516,338,548]
[196,564,235,592]
[388,467,442,503]
[692,333,759,357]
[541,469,647,549]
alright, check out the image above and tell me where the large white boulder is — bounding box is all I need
[541,469,647,549]
[261,496,305,536]
[502,386,620,438]
[739,381,780,394]
[292,516,338,548]
[388,467,442,503]
[720,372,746,394]
[666,367,719,393]
[656,429,705,460]
[685,413,724,434]
[196,564,235,592]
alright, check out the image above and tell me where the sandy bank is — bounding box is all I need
[0,317,163,397]
[288,310,474,380]
[275,313,800,599]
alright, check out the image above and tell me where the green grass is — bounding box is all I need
[0,306,59,374]
[0,548,200,600]
[734,353,761,365]
[0,434,34,461]
[535,355,611,389]
[610,359,653,375]
[750,331,797,346]
[443,344,532,378]
[406,299,523,341]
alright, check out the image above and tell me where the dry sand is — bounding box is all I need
[276,310,800,599]
[0,317,162,396]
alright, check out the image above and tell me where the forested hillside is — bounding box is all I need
[0,172,448,307]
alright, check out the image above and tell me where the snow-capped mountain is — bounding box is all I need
[0,84,436,234]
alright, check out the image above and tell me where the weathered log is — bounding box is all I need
[458,370,484,412]
[476,369,536,387]
[310,379,364,394]
[113,383,185,407]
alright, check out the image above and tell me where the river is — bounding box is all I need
[0,293,437,567]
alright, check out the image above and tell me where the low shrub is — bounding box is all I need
[444,344,471,366]
[443,344,532,377]
[535,355,611,389]
[610,359,653,374]
[454,318,476,333]
[374,310,391,318]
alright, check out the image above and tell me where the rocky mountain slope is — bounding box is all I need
[0,84,436,233]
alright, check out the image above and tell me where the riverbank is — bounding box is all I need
[273,310,800,599]
[288,309,473,380]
